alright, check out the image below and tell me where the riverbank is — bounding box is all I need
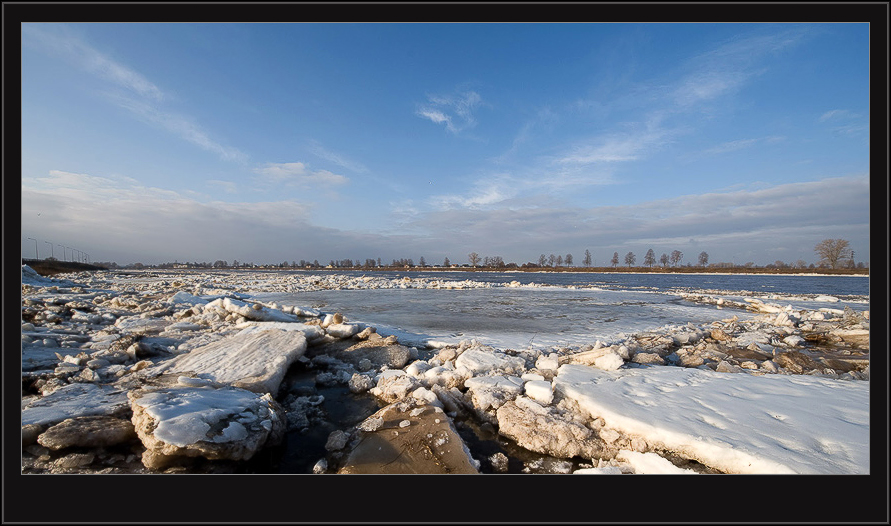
[22,259,107,276]
[375,266,870,276]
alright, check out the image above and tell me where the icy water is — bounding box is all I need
[254,271,869,351]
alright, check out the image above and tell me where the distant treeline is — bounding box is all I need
[44,239,867,276]
[69,261,867,276]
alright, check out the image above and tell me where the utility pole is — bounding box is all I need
[27,238,38,259]
[45,241,53,259]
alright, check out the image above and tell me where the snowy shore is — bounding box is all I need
[20,266,870,475]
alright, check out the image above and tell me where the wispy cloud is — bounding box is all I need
[817,109,867,137]
[23,24,164,102]
[253,162,349,187]
[699,135,785,156]
[430,180,514,210]
[308,141,369,173]
[556,122,672,166]
[416,90,483,134]
[673,28,809,109]
[428,163,616,212]
[23,24,247,163]
[108,94,247,163]
[819,109,859,122]
[207,179,238,194]
[429,28,813,216]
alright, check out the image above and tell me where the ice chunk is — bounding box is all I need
[523,380,554,405]
[617,450,697,474]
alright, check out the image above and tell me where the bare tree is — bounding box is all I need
[624,251,636,267]
[583,249,592,267]
[419,256,427,267]
[814,239,852,269]
[538,254,547,267]
[698,251,709,266]
[468,252,481,267]
[659,253,669,267]
[611,252,619,268]
[444,257,451,267]
[670,250,683,267]
[565,253,573,266]
[556,255,563,267]
[644,249,656,267]
[548,254,557,267]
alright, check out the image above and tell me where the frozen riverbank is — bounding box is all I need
[19,267,870,476]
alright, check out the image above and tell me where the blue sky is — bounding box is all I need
[21,22,870,266]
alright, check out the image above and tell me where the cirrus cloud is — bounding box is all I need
[416,90,483,134]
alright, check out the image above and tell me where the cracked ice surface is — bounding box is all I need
[554,364,869,474]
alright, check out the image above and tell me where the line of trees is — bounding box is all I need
[93,239,864,271]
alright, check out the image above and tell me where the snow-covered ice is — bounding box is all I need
[555,364,869,474]
[151,327,308,394]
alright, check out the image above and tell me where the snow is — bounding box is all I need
[523,380,554,405]
[21,265,76,287]
[615,450,698,474]
[455,348,526,375]
[151,328,307,394]
[167,291,208,305]
[573,466,624,475]
[132,385,273,447]
[22,383,130,427]
[554,364,869,474]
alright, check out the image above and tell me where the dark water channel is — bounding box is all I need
[232,360,578,474]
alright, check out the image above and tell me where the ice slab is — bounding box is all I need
[554,364,869,474]
[22,383,131,427]
[151,328,307,395]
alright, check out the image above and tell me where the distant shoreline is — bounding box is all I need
[24,258,868,278]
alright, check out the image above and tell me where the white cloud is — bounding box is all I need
[416,90,483,134]
[21,170,382,265]
[22,170,869,266]
[407,174,869,264]
[253,162,348,187]
[431,182,513,210]
[417,109,453,130]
